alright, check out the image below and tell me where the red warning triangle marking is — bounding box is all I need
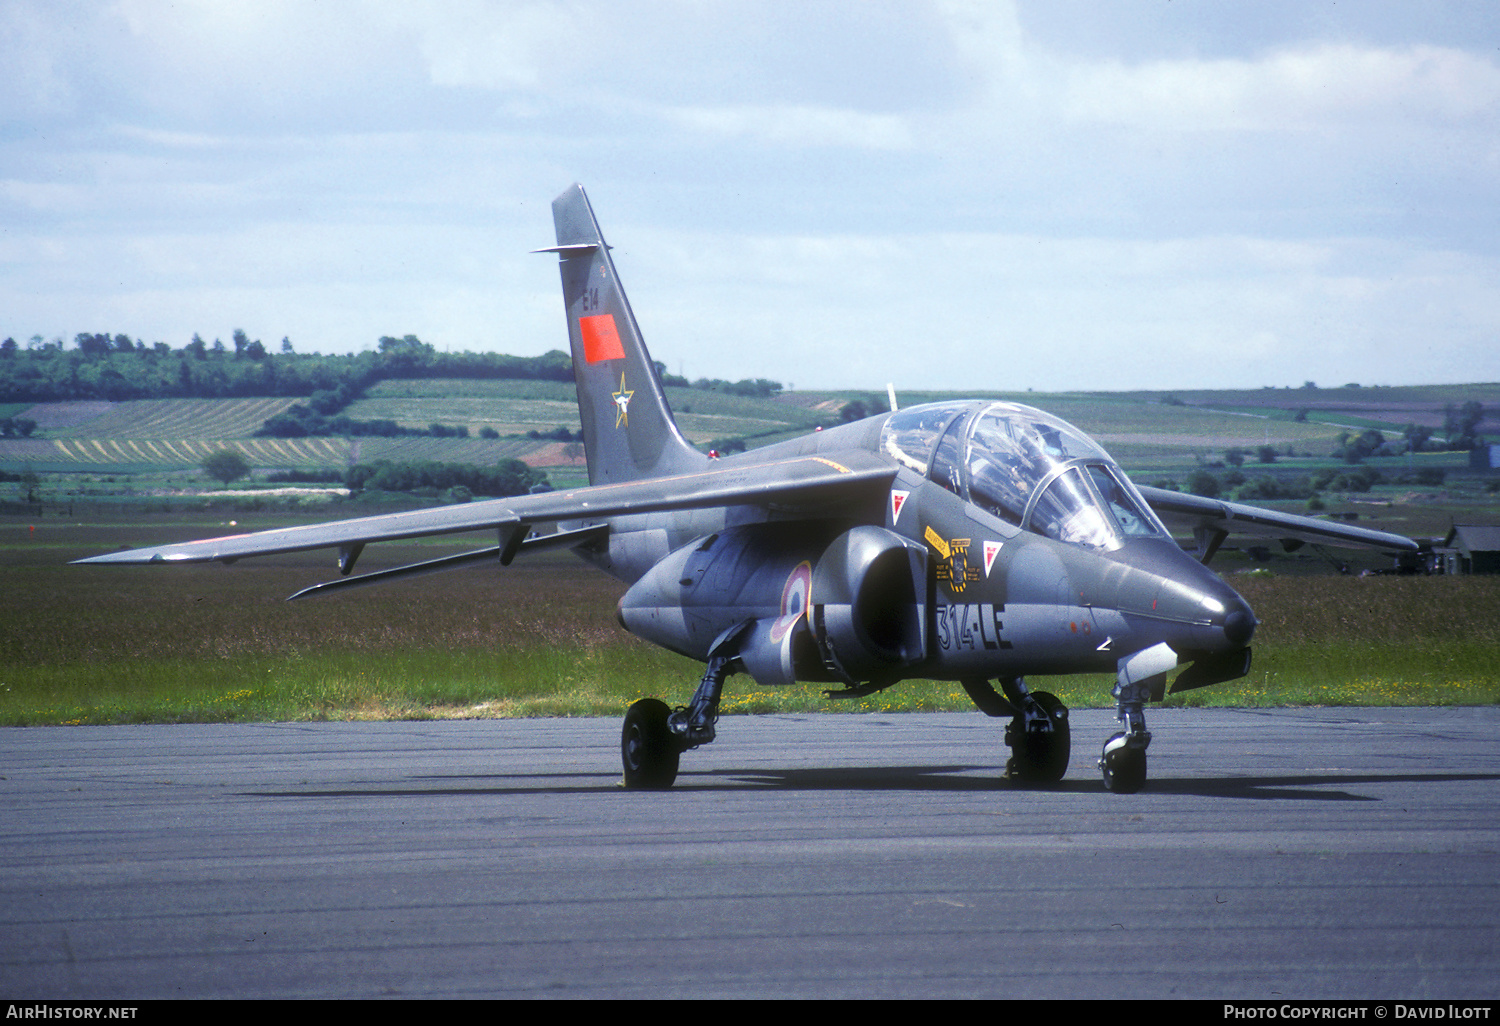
[891,490,909,523]
[983,540,1002,577]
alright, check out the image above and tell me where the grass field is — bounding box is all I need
[3,512,1497,727]
[1,380,1496,726]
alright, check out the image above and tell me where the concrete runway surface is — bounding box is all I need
[2,708,1498,1000]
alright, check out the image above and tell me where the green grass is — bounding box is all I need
[2,513,1497,726]
[3,379,1498,723]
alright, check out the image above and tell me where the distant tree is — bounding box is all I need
[1224,447,1247,467]
[75,332,112,358]
[1444,401,1485,450]
[840,399,869,422]
[1256,445,1278,464]
[1186,470,1221,498]
[1402,423,1434,452]
[202,449,250,485]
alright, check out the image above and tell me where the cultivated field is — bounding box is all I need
[5,379,1497,477]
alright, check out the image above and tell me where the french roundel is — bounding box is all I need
[771,561,813,642]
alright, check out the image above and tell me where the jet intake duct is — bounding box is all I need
[616,524,926,687]
[810,526,927,684]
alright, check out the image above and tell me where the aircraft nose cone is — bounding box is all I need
[1223,606,1256,648]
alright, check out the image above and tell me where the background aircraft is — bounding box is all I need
[78,185,1419,793]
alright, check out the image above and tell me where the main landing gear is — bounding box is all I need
[620,651,732,789]
[961,676,1071,783]
[621,698,679,789]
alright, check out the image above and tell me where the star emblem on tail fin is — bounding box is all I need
[613,373,634,428]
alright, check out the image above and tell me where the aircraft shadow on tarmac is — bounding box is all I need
[245,768,1500,802]
[706,766,1500,800]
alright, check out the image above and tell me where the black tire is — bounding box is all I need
[1100,732,1147,794]
[1005,691,1070,783]
[621,698,679,789]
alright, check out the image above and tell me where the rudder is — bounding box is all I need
[541,184,703,485]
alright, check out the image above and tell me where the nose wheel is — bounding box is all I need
[1099,732,1148,794]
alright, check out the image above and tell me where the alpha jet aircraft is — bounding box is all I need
[78,184,1419,793]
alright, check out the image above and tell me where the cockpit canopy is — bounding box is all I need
[881,401,1169,550]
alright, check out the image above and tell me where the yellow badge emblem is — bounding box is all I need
[926,526,981,595]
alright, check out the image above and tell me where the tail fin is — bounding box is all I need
[541,184,704,486]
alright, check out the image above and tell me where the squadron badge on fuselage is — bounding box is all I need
[925,526,983,595]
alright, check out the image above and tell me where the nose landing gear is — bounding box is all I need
[1098,642,1175,793]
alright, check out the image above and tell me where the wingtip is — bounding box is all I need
[73,548,191,565]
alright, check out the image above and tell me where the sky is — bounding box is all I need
[3,0,1499,392]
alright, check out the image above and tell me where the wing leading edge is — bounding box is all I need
[73,450,897,568]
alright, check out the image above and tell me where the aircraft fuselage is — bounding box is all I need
[610,403,1255,692]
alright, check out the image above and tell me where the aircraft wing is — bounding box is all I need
[1137,484,1419,555]
[74,450,896,568]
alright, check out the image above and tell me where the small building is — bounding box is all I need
[1434,524,1500,574]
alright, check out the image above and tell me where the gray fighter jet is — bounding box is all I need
[77,185,1419,792]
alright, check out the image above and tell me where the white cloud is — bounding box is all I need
[1059,43,1500,132]
[2,0,1498,394]
[667,104,915,150]
[397,0,583,92]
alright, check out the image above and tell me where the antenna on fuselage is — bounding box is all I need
[887,382,898,413]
